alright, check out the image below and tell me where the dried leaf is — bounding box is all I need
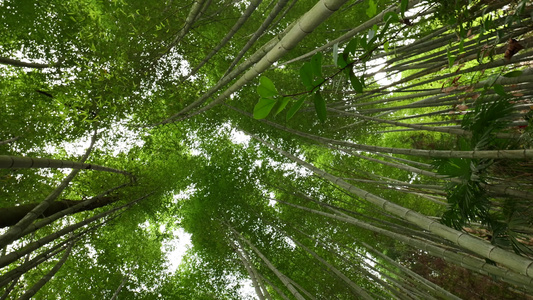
[504,38,524,61]
[451,76,462,85]
[442,86,457,93]
[467,28,474,39]
[456,104,468,111]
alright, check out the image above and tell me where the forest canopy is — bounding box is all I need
[1,0,533,299]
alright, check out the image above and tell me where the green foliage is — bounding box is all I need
[366,0,377,18]
[253,98,277,119]
[286,95,308,121]
[2,0,533,298]
[313,91,327,122]
[461,98,515,146]
[436,97,533,255]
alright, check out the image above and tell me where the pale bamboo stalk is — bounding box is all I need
[289,192,447,246]
[223,0,290,76]
[280,227,373,300]
[287,225,400,299]
[234,237,273,299]
[153,24,294,125]
[278,199,533,289]
[17,239,74,300]
[166,0,206,49]
[258,273,291,300]
[336,89,440,109]
[342,178,443,191]
[233,239,266,300]
[0,212,120,288]
[283,276,316,300]
[0,252,31,300]
[253,135,533,278]
[110,273,130,300]
[0,131,98,248]
[341,147,533,200]
[363,241,461,300]
[232,104,533,160]
[19,183,130,238]
[0,57,53,69]
[330,108,469,136]
[372,152,433,169]
[182,0,263,83]
[161,0,351,124]
[280,0,424,66]
[0,193,150,268]
[0,240,69,288]
[0,136,21,146]
[228,224,306,300]
[0,155,133,176]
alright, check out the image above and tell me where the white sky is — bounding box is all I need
[164,228,192,273]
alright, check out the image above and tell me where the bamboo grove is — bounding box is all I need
[1,0,533,299]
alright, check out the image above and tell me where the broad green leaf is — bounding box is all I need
[360,35,368,49]
[503,70,523,77]
[366,0,377,18]
[310,52,323,78]
[286,95,307,120]
[313,91,327,122]
[274,97,291,116]
[401,0,409,16]
[300,63,314,90]
[344,38,358,57]
[257,76,277,98]
[496,30,504,43]
[312,78,324,87]
[349,71,363,93]
[483,74,498,89]
[447,48,456,68]
[384,11,400,23]
[253,98,277,119]
[493,84,507,97]
[336,54,348,68]
[384,41,390,52]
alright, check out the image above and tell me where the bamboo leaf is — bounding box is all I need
[349,71,363,93]
[366,0,377,18]
[493,84,507,97]
[310,52,323,78]
[503,70,523,77]
[286,95,307,121]
[313,91,327,122]
[253,98,277,119]
[274,97,291,116]
[401,0,408,16]
[343,38,358,57]
[447,48,456,67]
[300,63,314,90]
[336,53,347,68]
[257,76,278,98]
